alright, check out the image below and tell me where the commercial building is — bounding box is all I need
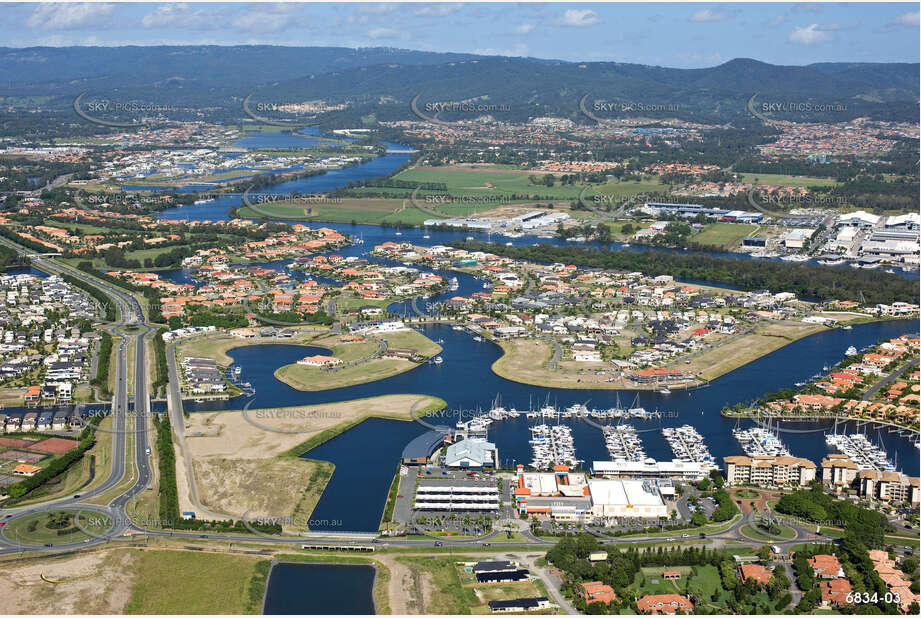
[413,479,500,512]
[783,228,816,249]
[591,459,707,482]
[400,431,445,466]
[514,465,593,521]
[588,479,668,520]
[723,455,816,487]
[444,439,498,468]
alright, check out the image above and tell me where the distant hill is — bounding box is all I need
[0,46,916,123]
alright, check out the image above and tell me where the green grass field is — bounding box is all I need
[2,510,112,545]
[735,173,841,188]
[124,550,268,614]
[692,223,759,248]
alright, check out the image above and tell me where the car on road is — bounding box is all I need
[73,494,81,499]
[434,541,443,547]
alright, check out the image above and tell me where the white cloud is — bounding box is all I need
[232,11,292,34]
[368,27,409,41]
[514,23,535,35]
[348,3,399,25]
[788,23,831,44]
[895,11,920,27]
[689,8,728,23]
[142,4,224,29]
[555,9,601,27]
[413,4,463,18]
[27,3,115,30]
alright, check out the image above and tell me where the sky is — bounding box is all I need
[0,2,918,68]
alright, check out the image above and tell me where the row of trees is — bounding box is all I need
[774,484,890,548]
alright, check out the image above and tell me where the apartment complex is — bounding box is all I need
[723,455,816,487]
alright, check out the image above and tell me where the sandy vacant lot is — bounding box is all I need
[180,394,442,521]
[0,549,135,614]
[185,394,440,459]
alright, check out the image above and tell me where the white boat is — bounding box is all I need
[818,258,845,266]
[433,356,443,364]
[658,387,671,395]
[395,231,402,236]
[849,263,862,269]
[861,263,879,270]
[473,335,483,342]
[423,234,430,239]
[452,325,464,331]
[845,346,858,356]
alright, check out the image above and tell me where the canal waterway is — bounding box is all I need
[150,133,920,533]
[261,562,376,614]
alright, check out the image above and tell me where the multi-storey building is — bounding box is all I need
[723,455,816,487]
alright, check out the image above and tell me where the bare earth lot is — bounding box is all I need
[178,394,442,521]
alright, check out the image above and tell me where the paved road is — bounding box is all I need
[0,236,152,552]
[862,358,919,401]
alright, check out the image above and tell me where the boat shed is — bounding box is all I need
[401,431,445,465]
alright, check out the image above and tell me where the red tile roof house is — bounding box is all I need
[636,594,693,615]
[820,579,853,608]
[808,554,844,579]
[737,563,772,585]
[578,581,616,605]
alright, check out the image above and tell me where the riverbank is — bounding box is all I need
[275,329,442,392]
[490,320,833,391]
[175,326,329,366]
[177,394,444,524]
